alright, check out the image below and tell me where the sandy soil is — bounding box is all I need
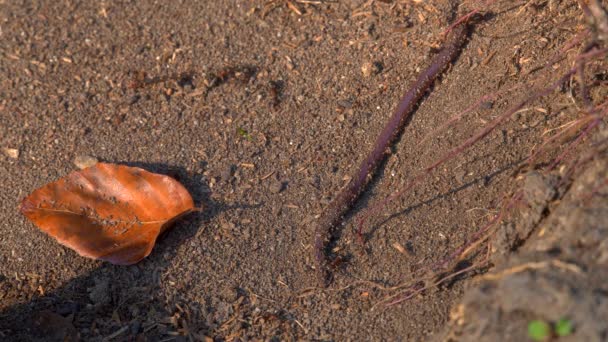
[1,0,606,340]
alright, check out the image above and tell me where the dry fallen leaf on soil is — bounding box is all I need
[20,163,195,265]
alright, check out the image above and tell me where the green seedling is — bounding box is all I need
[236,127,252,140]
[554,318,573,337]
[528,318,574,340]
[528,320,551,341]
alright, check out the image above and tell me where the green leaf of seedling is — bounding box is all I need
[528,320,551,341]
[237,127,252,141]
[555,318,573,337]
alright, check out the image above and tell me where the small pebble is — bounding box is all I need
[3,147,19,159]
[362,61,383,76]
[128,95,140,105]
[372,61,384,74]
[74,155,98,169]
[337,100,353,108]
[455,169,466,184]
[361,62,374,77]
[270,180,285,193]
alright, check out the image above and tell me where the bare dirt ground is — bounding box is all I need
[441,148,608,341]
[1,0,607,341]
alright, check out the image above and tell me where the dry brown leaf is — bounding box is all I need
[20,163,195,265]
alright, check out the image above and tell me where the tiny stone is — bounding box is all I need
[74,155,98,169]
[3,148,19,159]
[372,61,384,74]
[337,100,353,108]
[270,180,285,193]
[361,62,373,77]
[455,169,466,184]
[128,95,140,105]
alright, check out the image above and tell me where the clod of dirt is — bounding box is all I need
[521,171,557,223]
[492,171,558,262]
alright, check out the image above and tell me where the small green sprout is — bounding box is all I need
[236,127,252,140]
[528,318,574,340]
[528,320,551,341]
[554,318,573,337]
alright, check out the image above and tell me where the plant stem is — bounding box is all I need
[313,22,469,287]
